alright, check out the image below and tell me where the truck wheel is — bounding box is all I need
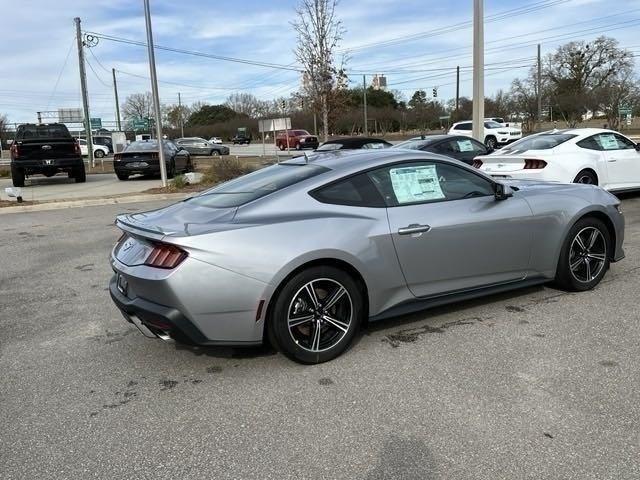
[11,165,25,187]
[74,162,86,183]
[94,149,105,158]
[484,136,497,150]
[278,143,285,151]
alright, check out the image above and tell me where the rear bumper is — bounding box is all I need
[12,157,83,169]
[114,163,162,175]
[109,275,261,346]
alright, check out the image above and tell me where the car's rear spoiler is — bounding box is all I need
[115,215,170,241]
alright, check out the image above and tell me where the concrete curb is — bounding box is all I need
[0,192,190,215]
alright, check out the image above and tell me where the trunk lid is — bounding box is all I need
[480,150,553,173]
[16,137,77,160]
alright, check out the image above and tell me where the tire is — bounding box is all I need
[116,171,129,181]
[278,143,285,151]
[554,217,610,292]
[73,162,86,183]
[295,143,301,151]
[210,149,220,156]
[573,169,598,186]
[11,164,25,187]
[484,136,497,150]
[268,266,364,364]
[94,149,105,159]
[167,160,175,179]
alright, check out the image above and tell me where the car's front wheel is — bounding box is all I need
[573,169,598,185]
[269,266,364,364]
[94,149,105,158]
[554,217,610,291]
[484,136,497,150]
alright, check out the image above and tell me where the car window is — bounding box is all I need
[613,134,636,150]
[78,139,87,145]
[368,161,494,207]
[505,133,577,151]
[439,138,486,154]
[190,164,329,208]
[362,142,389,149]
[454,123,472,131]
[311,174,385,207]
[484,121,503,129]
[17,124,71,139]
[576,135,602,151]
[594,133,629,151]
[316,143,342,151]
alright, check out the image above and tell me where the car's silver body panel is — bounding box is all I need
[110,150,625,344]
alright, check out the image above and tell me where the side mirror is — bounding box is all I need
[494,183,514,201]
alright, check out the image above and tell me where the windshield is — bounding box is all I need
[17,124,71,139]
[485,121,504,129]
[189,163,330,208]
[317,143,342,151]
[504,133,577,151]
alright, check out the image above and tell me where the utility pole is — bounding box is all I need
[537,44,542,131]
[471,0,484,143]
[178,92,184,138]
[143,0,167,187]
[112,68,122,131]
[37,112,42,124]
[455,66,460,112]
[75,17,95,168]
[363,75,368,136]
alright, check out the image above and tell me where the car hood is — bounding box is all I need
[116,201,238,239]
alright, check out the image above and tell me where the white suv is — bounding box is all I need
[448,120,522,149]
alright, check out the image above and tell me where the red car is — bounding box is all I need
[276,130,319,150]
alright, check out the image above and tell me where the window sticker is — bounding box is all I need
[390,165,445,204]
[457,139,474,152]
[597,134,619,151]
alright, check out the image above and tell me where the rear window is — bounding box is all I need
[294,130,310,136]
[17,124,71,139]
[126,141,159,150]
[393,139,432,150]
[317,143,342,151]
[188,163,329,208]
[503,133,577,151]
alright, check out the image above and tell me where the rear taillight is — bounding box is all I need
[472,159,483,169]
[144,242,188,269]
[74,140,81,155]
[150,153,159,160]
[10,143,19,159]
[523,159,547,169]
[114,153,122,162]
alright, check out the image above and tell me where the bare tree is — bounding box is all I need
[0,113,8,141]
[595,65,639,130]
[122,92,154,125]
[225,92,261,117]
[292,0,345,141]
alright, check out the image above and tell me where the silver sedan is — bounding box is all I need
[109,150,625,364]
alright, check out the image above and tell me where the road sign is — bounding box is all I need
[58,108,83,123]
[258,117,291,133]
[132,118,149,130]
[90,117,102,129]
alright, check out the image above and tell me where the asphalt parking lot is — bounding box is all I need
[1,194,639,479]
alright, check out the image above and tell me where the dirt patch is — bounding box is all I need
[0,200,34,208]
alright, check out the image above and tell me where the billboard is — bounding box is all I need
[258,117,291,133]
[58,108,83,123]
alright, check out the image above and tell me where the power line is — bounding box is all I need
[46,37,75,110]
[84,31,303,72]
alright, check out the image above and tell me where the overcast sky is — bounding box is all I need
[1,0,639,124]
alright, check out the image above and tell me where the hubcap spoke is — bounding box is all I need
[574,234,587,251]
[304,282,320,308]
[584,257,592,281]
[570,257,584,272]
[587,253,606,262]
[569,227,607,283]
[587,229,599,249]
[322,314,349,333]
[323,286,346,310]
[288,315,314,328]
[311,322,322,351]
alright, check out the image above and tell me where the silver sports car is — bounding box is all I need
[109,150,625,364]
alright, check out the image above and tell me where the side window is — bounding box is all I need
[577,135,601,151]
[368,162,494,207]
[311,173,385,207]
[614,134,636,150]
[456,123,472,131]
[594,133,624,151]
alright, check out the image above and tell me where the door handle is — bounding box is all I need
[398,224,431,235]
[608,158,618,162]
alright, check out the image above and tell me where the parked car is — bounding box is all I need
[393,135,490,165]
[77,139,109,158]
[476,128,640,192]
[10,123,85,187]
[109,149,624,364]
[209,137,223,144]
[448,120,522,149]
[317,137,392,151]
[175,137,229,156]
[113,139,192,180]
[276,130,319,150]
[93,135,114,153]
[232,134,251,145]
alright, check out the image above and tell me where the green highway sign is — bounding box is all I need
[90,117,102,129]
[132,118,150,130]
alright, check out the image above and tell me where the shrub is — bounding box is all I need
[203,158,254,184]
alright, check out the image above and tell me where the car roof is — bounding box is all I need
[322,137,391,147]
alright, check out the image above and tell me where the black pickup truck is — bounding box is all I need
[10,123,86,187]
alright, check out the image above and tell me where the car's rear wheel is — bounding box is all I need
[269,266,364,364]
[73,162,86,183]
[116,171,129,181]
[554,217,610,291]
[11,164,25,187]
[295,143,301,150]
[94,149,105,159]
[573,169,598,185]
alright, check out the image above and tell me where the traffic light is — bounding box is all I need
[281,100,286,109]
[433,87,438,98]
